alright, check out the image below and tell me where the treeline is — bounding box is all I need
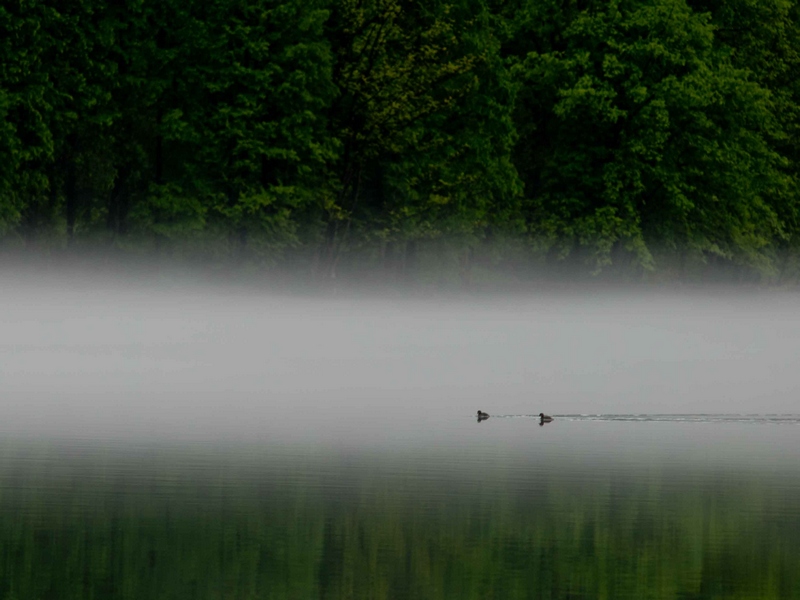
[2,0,800,281]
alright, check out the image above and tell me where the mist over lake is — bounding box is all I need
[2,275,798,441]
[1,273,799,599]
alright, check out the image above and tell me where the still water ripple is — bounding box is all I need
[1,420,799,599]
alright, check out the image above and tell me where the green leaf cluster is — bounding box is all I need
[2,0,800,280]
[512,0,795,275]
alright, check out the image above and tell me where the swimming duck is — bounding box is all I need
[477,410,490,419]
[539,413,553,422]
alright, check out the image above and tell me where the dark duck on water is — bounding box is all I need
[477,410,489,420]
[539,413,553,423]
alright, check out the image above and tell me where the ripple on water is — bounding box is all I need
[492,413,800,424]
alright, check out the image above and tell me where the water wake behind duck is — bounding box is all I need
[484,414,800,425]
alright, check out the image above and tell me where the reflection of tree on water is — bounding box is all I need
[0,446,798,599]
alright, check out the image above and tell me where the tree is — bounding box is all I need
[688,0,800,279]
[511,0,790,276]
[156,0,337,260]
[321,0,521,279]
[0,1,59,240]
[0,0,120,246]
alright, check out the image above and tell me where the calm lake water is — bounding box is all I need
[1,280,800,599]
[1,416,799,600]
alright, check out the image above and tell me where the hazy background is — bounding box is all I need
[2,269,798,444]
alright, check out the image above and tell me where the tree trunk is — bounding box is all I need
[459,247,472,289]
[65,134,78,245]
[405,239,418,282]
[107,165,131,236]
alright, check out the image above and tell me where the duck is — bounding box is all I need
[539,413,553,422]
[477,410,490,419]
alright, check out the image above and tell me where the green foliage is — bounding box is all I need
[320,0,521,277]
[1,0,800,280]
[512,0,791,274]
[688,0,800,276]
[0,1,56,235]
[174,0,336,234]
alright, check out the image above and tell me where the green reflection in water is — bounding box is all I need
[0,439,798,600]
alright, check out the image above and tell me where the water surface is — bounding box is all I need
[1,282,799,598]
[2,415,799,600]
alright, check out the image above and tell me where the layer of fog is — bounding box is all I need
[1,270,799,443]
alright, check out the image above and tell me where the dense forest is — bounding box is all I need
[2,0,800,282]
